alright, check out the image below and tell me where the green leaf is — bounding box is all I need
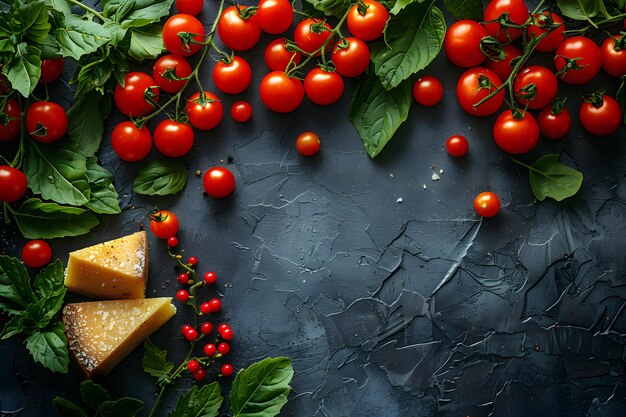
[442,0,483,20]
[55,15,113,60]
[20,1,51,43]
[371,2,445,90]
[557,0,605,20]
[169,383,223,417]
[2,42,41,97]
[25,322,69,373]
[133,160,188,196]
[302,0,351,18]
[142,338,174,386]
[66,92,110,156]
[32,260,65,301]
[350,70,412,158]
[1,314,37,339]
[12,198,100,239]
[389,0,423,15]
[72,48,116,97]
[44,0,72,16]
[53,397,88,417]
[85,158,121,215]
[520,154,584,201]
[129,25,165,61]
[230,357,294,417]
[617,75,626,124]
[99,398,144,417]
[0,256,33,314]
[104,0,175,28]
[80,381,111,410]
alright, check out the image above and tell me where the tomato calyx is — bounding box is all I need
[356,1,369,16]
[235,4,257,20]
[317,62,337,73]
[143,86,160,109]
[192,90,219,106]
[309,18,332,35]
[480,36,506,61]
[482,12,524,42]
[610,33,626,52]
[177,31,207,53]
[161,66,188,82]
[476,74,496,92]
[550,96,567,115]
[511,105,527,121]
[582,90,606,108]
[29,121,48,138]
[554,55,588,78]
[515,82,537,102]
[531,11,556,28]
[150,210,171,224]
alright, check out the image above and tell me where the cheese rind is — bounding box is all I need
[63,297,175,378]
[64,231,148,299]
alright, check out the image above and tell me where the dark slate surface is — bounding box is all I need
[1,1,626,416]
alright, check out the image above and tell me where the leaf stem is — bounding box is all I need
[147,385,167,417]
[566,12,626,34]
[512,158,532,170]
[66,0,107,22]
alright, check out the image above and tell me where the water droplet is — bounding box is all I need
[47,176,54,183]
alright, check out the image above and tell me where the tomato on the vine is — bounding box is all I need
[600,35,626,78]
[485,44,521,81]
[537,101,571,140]
[203,167,236,198]
[39,57,64,84]
[26,101,68,143]
[153,55,192,94]
[154,120,195,157]
[347,0,389,42]
[413,76,443,107]
[111,121,152,162]
[444,20,488,68]
[513,66,558,110]
[217,6,261,51]
[493,110,539,154]
[0,165,27,203]
[296,132,320,156]
[0,99,21,142]
[260,71,304,113]
[554,36,601,85]
[21,240,52,268]
[483,0,528,43]
[231,101,252,122]
[265,38,301,71]
[185,91,223,130]
[474,192,500,218]
[579,93,622,137]
[331,37,370,78]
[114,72,159,118]
[212,56,252,94]
[294,18,332,56]
[163,14,206,57]
[446,135,469,157]
[150,210,179,239]
[526,11,565,52]
[304,68,344,106]
[456,67,504,117]
[256,0,293,34]
[176,0,203,16]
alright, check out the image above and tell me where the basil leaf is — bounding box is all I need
[230,357,294,417]
[389,0,423,15]
[72,48,116,97]
[12,198,100,239]
[44,0,72,16]
[99,398,144,417]
[133,160,188,196]
[55,15,113,60]
[617,75,626,124]
[442,0,483,20]
[32,260,65,301]
[104,0,174,28]
[53,397,88,417]
[1,313,38,339]
[25,322,69,373]
[85,158,121,215]
[519,154,584,201]
[20,1,51,43]
[0,256,33,314]
[67,92,111,156]
[143,338,174,386]
[302,0,351,18]
[80,381,111,410]
[557,0,604,20]
[169,383,223,417]
[2,42,41,97]
[350,70,412,158]
[371,2,445,90]
[129,25,165,61]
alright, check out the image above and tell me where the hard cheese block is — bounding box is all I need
[63,297,175,378]
[64,231,148,299]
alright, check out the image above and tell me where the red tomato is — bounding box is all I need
[412,76,443,107]
[217,6,261,51]
[446,135,469,157]
[212,56,252,94]
[0,165,27,202]
[26,101,68,143]
[260,71,304,113]
[294,18,332,56]
[21,240,52,268]
[554,36,601,85]
[485,44,522,81]
[231,101,252,122]
[256,0,293,34]
[39,57,64,84]
[304,68,344,106]
[265,38,301,71]
[600,35,626,78]
[153,55,192,94]
[154,120,195,157]
[513,66,558,109]
[203,167,235,198]
[0,99,21,142]
[176,0,203,16]
[331,37,370,78]
[114,72,159,118]
[456,67,504,117]
[444,20,488,68]
[111,121,152,162]
[579,94,622,137]
[526,11,565,52]
[493,110,539,154]
[474,192,500,217]
[296,132,320,156]
[163,14,206,57]
[483,0,529,42]
[150,210,179,239]
[347,0,389,42]
[537,102,571,140]
[185,91,223,130]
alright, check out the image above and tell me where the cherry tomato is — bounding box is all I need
[221,364,234,377]
[485,43,522,81]
[111,121,152,162]
[493,110,539,154]
[600,35,626,78]
[203,167,235,198]
[0,99,21,142]
[154,120,195,157]
[260,71,304,113]
[256,0,293,34]
[294,18,332,56]
[39,57,64,84]
[537,102,571,140]
[150,210,179,239]
[185,91,223,130]
[474,191,500,218]
[347,0,389,42]
[212,56,252,94]
[446,135,469,157]
[296,132,320,156]
[526,11,565,52]
[579,93,623,137]
[217,6,261,51]
[483,0,529,43]
[176,0,203,16]
[0,165,27,202]
[21,240,52,268]
[153,55,192,94]
[26,101,68,143]
[412,76,443,107]
[265,38,301,71]
[331,37,370,78]
[114,72,159,118]
[163,14,206,57]
[231,101,252,122]
[456,67,504,117]
[304,68,344,106]
[554,36,601,85]
[444,20,488,68]
[513,66,558,109]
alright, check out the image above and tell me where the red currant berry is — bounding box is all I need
[181,324,192,335]
[221,364,233,377]
[204,343,217,356]
[208,298,222,313]
[167,236,179,247]
[184,328,198,341]
[176,289,190,302]
[220,327,234,340]
[177,273,189,284]
[187,359,200,373]
[200,302,211,315]
[203,271,217,284]
[201,321,214,334]
[188,256,198,265]
[218,342,230,355]
[218,323,230,333]
[193,368,206,381]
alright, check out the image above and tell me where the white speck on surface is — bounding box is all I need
[396,198,403,203]
[439,169,444,174]
[432,172,440,181]
[389,173,394,178]
[423,184,427,190]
